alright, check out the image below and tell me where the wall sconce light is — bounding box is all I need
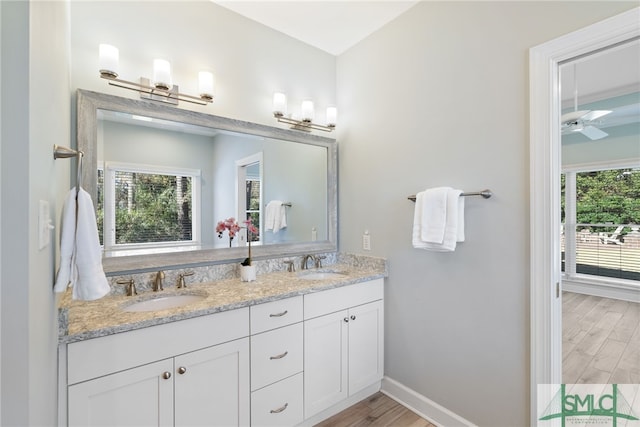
[98,44,214,106]
[272,92,336,132]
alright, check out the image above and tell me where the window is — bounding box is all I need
[98,162,201,253]
[561,166,640,282]
[245,163,261,243]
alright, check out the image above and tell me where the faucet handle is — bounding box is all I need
[153,271,165,292]
[284,260,295,273]
[315,255,326,269]
[116,279,137,296]
[177,271,194,289]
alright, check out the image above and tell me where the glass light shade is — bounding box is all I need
[326,107,337,127]
[198,71,214,99]
[301,100,315,122]
[152,59,172,90]
[99,44,119,78]
[273,92,287,116]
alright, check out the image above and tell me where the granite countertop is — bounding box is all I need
[58,262,386,344]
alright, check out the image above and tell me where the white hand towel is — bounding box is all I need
[412,187,464,252]
[54,187,110,300]
[265,200,287,233]
[418,187,449,243]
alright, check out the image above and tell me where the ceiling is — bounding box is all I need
[212,1,418,56]
[560,38,640,107]
[213,1,638,103]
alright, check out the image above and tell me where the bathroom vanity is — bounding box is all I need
[58,262,385,426]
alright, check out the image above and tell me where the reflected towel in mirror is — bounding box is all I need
[265,200,287,233]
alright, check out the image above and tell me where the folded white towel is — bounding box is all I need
[418,187,449,243]
[54,187,110,300]
[412,187,464,252]
[265,200,287,233]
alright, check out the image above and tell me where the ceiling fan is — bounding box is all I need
[561,63,612,140]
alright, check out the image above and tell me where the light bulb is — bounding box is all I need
[199,71,214,101]
[273,93,287,116]
[152,59,172,91]
[99,44,119,79]
[301,100,314,122]
[326,107,337,127]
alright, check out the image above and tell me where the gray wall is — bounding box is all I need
[1,1,71,425]
[336,2,636,425]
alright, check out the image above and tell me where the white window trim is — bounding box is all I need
[102,161,201,251]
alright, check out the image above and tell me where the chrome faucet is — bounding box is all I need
[153,271,165,292]
[284,260,296,272]
[301,254,316,270]
[117,279,137,296]
[177,271,194,289]
[314,255,326,269]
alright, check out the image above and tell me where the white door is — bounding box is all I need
[304,310,348,418]
[174,338,250,427]
[68,359,174,427]
[348,300,384,395]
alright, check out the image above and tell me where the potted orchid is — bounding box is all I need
[240,219,259,282]
[216,217,241,247]
[217,217,259,281]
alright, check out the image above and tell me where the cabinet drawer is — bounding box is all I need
[304,279,384,320]
[250,296,303,334]
[251,323,303,391]
[251,372,303,427]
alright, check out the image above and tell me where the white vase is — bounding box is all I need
[240,265,256,282]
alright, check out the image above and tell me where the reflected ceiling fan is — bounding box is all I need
[561,63,612,140]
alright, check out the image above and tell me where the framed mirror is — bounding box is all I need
[77,89,337,273]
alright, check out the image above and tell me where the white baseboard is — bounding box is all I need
[380,376,476,427]
[562,278,640,302]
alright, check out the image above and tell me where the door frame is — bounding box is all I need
[529,7,639,425]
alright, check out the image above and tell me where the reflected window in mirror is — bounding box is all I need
[240,159,262,245]
[99,162,201,256]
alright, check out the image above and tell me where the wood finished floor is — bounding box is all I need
[313,392,435,427]
[563,291,640,384]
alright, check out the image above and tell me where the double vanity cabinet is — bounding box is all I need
[59,277,384,426]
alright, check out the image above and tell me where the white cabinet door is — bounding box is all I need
[348,300,384,395]
[68,359,174,427]
[174,338,250,427]
[304,310,348,418]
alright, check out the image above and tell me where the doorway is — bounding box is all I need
[529,7,639,425]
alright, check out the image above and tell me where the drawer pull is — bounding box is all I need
[270,403,288,414]
[269,310,288,318]
[270,351,289,360]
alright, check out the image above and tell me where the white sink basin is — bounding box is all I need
[297,271,346,280]
[122,294,206,313]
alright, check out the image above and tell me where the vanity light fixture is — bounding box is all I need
[272,92,336,132]
[98,44,214,106]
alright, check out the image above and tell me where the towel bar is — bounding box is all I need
[265,202,292,207]
[408,189,492,202]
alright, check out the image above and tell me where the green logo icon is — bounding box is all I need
[539,384,639,426]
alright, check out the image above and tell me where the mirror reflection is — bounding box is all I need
[97,111,327,257]
[77,90,337,272]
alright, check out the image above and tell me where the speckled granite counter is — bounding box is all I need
[58,257,386,344]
